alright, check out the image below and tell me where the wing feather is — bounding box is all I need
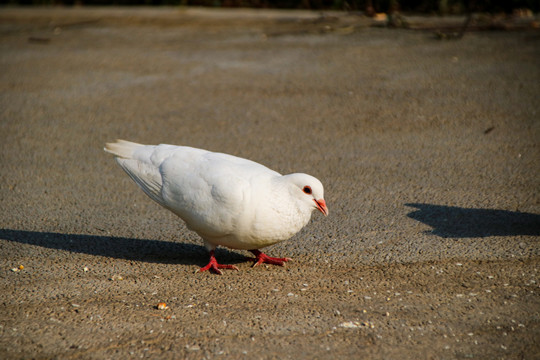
[115,158,166,207]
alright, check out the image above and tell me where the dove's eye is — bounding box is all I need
[302,186,312,195]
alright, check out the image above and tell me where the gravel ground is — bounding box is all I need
[0,7,539,359]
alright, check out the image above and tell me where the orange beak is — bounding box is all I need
[314,199,329,216]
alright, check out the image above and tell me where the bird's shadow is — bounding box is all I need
[405,203,540,238]
[0,229,247,266]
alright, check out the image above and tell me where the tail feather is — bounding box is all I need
[104,139,143,159]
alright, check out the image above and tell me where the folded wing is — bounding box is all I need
[105,140,167,207]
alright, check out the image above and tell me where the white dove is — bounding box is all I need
[104,140,328,274]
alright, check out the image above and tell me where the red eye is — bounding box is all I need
[303,186,312,195]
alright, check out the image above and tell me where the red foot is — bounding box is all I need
[198,250,239,275]
[250,249,292,267]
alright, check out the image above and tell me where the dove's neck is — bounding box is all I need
[267,175,314,231]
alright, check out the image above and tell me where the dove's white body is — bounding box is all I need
[105,140,323,252]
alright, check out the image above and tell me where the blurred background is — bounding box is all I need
[2,0,539,15]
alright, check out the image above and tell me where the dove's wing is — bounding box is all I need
[158,147,281,238]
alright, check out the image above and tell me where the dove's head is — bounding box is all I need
[285,173,328,216]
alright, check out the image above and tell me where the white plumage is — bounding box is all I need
[105,140,328,274]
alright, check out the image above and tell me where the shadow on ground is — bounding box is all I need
[406,203,540,238]
[0,229,246,266]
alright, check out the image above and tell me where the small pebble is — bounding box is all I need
[185,345,200,351]
[156,302,169,310]
[339,321,360,328]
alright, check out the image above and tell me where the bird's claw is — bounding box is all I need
[250,250,292,267]
[198,250,239,275]
[197,263,239,275]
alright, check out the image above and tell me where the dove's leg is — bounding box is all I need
[250,249,292,267]
[198,250,239,275]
